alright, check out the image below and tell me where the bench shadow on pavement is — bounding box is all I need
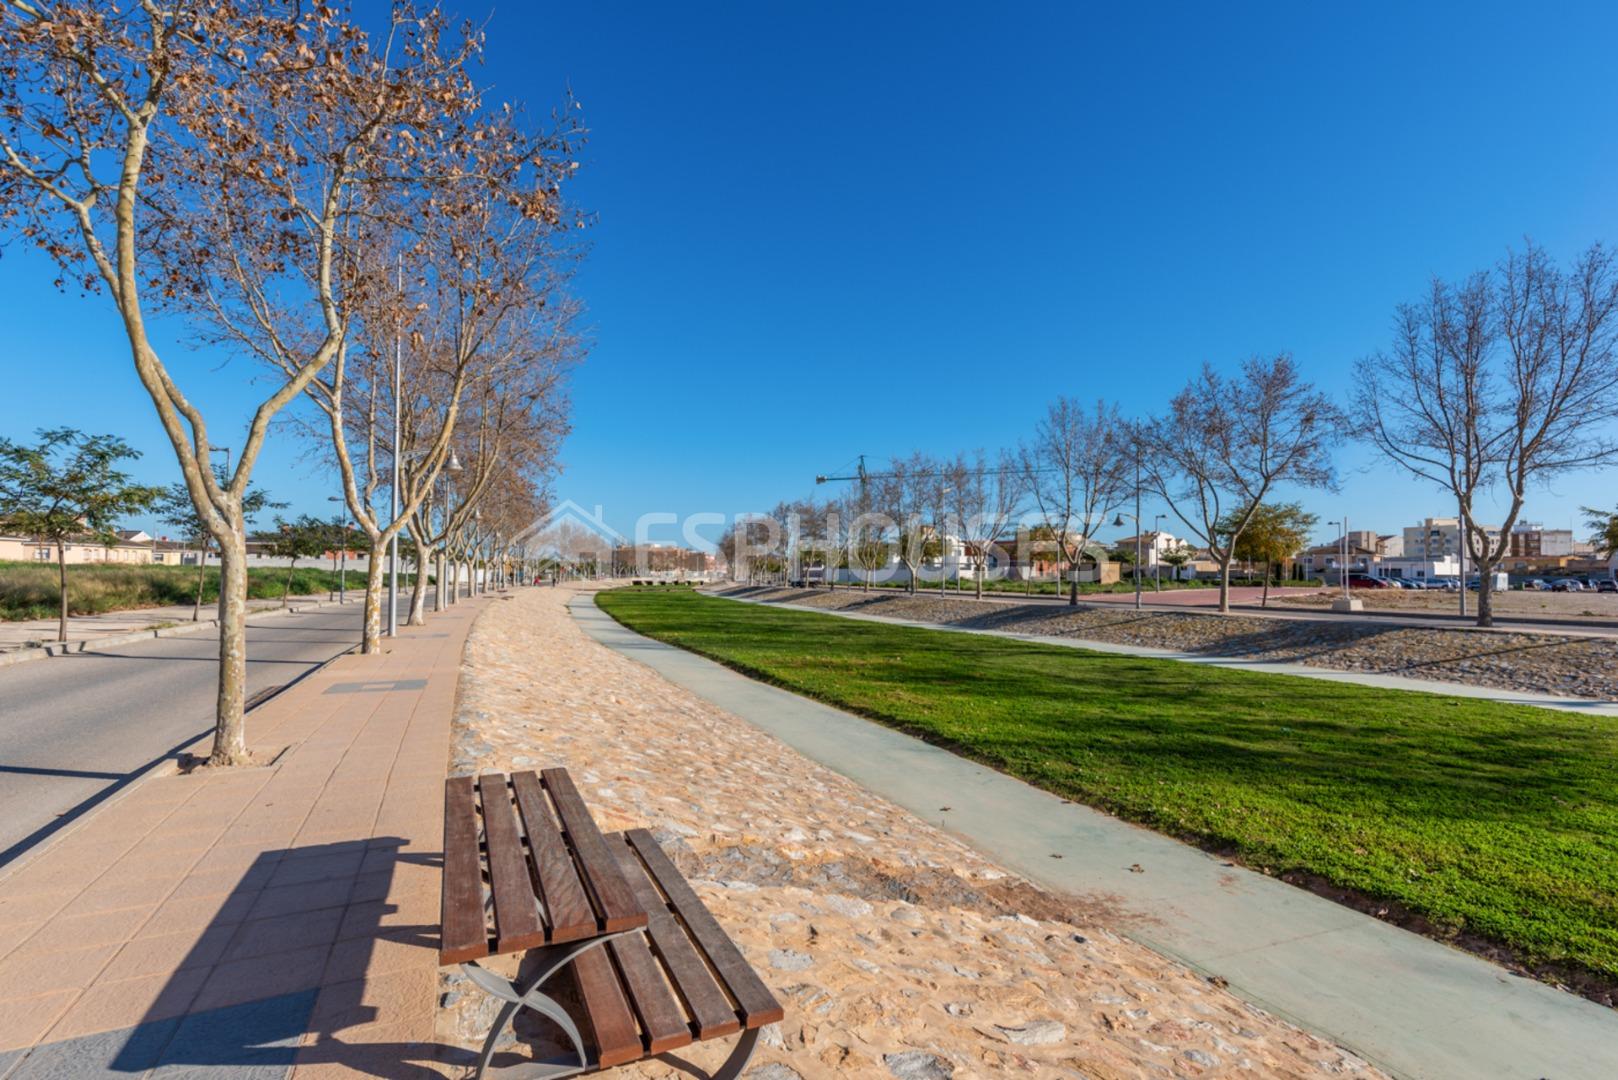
[10,837,467,1078]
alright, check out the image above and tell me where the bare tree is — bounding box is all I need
[1020,399,1130,605]
[952,450,1023,599]
[1141,356,1342,613]
[0,3,478,764]
[1356,242,1618,626]
[870,453,934,593]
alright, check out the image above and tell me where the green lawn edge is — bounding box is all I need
[596,587,1618,992]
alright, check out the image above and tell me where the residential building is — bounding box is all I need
[613,544,712,576]
[1509,523,1574,558]
[1296,542,1379,578]
[0,530,156,565]
[1109,531,1184,569]
[1402,517,1501,560]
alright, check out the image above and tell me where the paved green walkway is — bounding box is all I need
[573,593,1618,1080]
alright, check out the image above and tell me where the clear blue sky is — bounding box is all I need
[3,2,1617,549]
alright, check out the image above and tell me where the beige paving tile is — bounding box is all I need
[192,942,332,1012]
[0,941,118,994]
[0,988,79,1052]
[0,890,77,924]
[57,875,178,917]
[225,907,345,963]
[98,924,235,981]
[247,877,356,920]
[45,966,211,1039]
[7,905,157,955]
[138,891,259,938]
[309,966,437,1032]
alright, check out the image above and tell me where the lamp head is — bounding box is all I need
[447,449,464,473]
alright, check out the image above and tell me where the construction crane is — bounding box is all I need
[814,454,893,487]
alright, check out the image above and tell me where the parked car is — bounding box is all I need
[1345,574,1395,589]
[1595,578,1617,593]
[1523,578,1550,591]
[1549,578,1584,592]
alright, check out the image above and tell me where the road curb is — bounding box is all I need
[0,608,370,884]
[0,593,368,669]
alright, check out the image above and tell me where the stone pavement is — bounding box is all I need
[0,596,487,1078]
[0,590,370,656]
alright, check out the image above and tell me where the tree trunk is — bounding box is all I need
[1262,559,1271,608]
[1476,564,1494,628]
[56,541,69,643]
[361,545,387,654]
[436,549,448,609]
[1218,553,1233,613]
[409,553,430,626]
[283,559,296,607]
[976,557,984,599]
[208,531,251,767]
[1067,559,1078,606]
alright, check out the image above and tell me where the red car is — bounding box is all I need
[1345,574,1395,589]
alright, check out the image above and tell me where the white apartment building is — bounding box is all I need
[1402,517,1501,560]
[1111,530,1184,569]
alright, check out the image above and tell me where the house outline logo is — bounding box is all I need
[520,499,626,555]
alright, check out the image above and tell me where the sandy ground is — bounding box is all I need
[439,584,1382,1079]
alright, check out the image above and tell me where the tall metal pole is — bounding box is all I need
[1134,456,1143,610]
[388,257,401,636]
[1153,513,1165,592]
[1342,514,1350,601]
[1457,506,1468,618]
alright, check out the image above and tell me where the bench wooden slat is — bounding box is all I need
[477,774,547,954]
[608,932,695,1055]
[627,829,785,1028]
[571,944,643,1068]
[611,834,740,1038]
[542,768,644,932]
[440,776,488,964]
[511,770,597,943]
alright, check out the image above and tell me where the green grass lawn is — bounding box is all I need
[598,586,1618,986]
[0,560,417,621]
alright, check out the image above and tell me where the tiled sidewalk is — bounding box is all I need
[0,598,486,1078]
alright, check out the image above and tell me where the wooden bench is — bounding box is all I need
[441,768,784,1078]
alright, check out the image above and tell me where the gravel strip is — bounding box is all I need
[728,587,1618,702]
[440,584,1382,1079]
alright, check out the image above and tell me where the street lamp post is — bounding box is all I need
[389,257,403,636]
[327,497,347,602]
[1328,518,1350,601]
[1113,511,1144,611]
[1153,513,1165,592]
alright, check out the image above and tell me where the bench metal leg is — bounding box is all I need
[460,932,636,1079]
[656,1027,761,1080]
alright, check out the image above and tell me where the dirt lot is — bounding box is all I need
[1275,587,1618,619]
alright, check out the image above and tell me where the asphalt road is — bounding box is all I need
[0,597,440,866]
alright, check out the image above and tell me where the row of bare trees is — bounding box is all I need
[737,240,1618,625]
[1,2,581,764]
[730,353,1343,611]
